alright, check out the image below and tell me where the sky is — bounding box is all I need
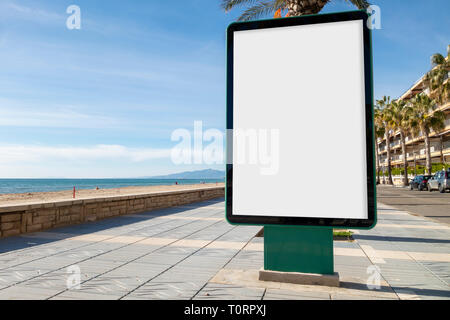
[0,0,448,178]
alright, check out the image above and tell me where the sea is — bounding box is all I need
[0,179,223,195]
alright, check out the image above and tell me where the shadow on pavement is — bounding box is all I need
[0,198,225,255]
[341,281,450,299]
[354,234,450,244]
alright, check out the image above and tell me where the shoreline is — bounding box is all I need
[0,183,225,207]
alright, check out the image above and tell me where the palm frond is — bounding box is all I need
[274,0,288,9]
[388,100,411,135]
[236,1,283,21]
[407,94,446,139]
[222,0,371,21]
[346,0,371,10]
[221,0,261,12]
[431,53,446,67]
[376,95,391,109]
[430,110,446,131]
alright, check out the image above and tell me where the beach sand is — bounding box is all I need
[0,183,225,207]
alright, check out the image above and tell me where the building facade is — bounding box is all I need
[377,58,450,183]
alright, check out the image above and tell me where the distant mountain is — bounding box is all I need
[150,169,225,180]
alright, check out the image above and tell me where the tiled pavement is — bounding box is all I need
[0,198,449,300]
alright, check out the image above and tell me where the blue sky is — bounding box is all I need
[0,0,448,178]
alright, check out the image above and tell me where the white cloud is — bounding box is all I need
[0,144,172,164]
[0,105,122,129]
[1,2,64,24]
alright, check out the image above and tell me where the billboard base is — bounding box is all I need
[263,226,335,275]
[259,269,340,287]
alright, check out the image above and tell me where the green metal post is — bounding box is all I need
[264,226,334,275]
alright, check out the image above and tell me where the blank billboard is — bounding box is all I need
[226,11,375,228]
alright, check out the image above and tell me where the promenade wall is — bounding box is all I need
[0,186,224,239]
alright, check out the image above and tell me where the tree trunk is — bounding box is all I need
[400,132,408,186]
[413,144,417,176]
[385,131,393,185]
[287,0,329,16]
[424,131,432,175]
[375,140,380,184]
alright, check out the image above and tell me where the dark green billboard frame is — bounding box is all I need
[226,10,375,275]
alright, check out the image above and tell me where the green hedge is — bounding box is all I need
[378,163,449,176]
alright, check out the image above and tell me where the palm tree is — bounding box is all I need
[387,100,410,186]
[425,48,449,166]
[374,106,385,184]
[376,96,393,185]
[221,0,370,21]
[425,49,449,106]
[408,94,446,175]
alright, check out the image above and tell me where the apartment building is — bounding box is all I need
[377,59,450,178]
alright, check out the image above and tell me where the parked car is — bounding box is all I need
[428,169,450,193]
[410,175,432,191]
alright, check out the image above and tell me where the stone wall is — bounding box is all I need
[0,187,224,239]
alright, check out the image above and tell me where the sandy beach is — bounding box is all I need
[0,183,225,207]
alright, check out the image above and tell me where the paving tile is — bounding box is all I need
[63,274,144,296]
[124,281,200,300]
[194,248,238,258]
[135,253,186,266]
[105,262,168,278]
[0,264,55,289]
[331,293,397,300]
[194,283,265,300]
[264,288,330,300]
[1,199,449,300]
[16,270,70,291]
[51,290,119,300]
[0,285,59,300]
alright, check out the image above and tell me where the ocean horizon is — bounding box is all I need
[0,178,223,195]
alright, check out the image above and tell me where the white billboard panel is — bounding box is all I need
[226,12,375,227]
